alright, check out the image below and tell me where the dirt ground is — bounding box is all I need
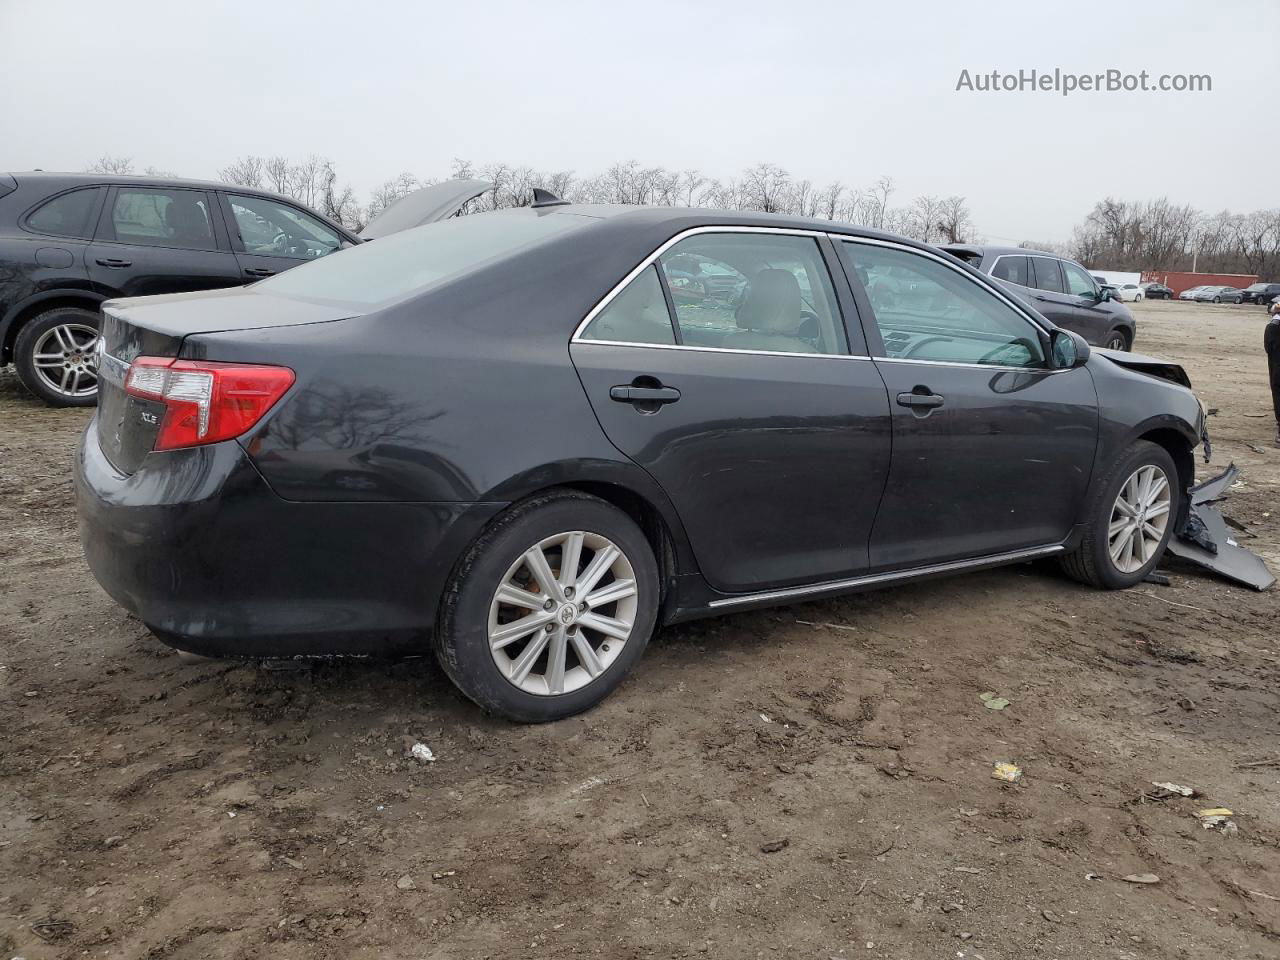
[2,299,1278,960]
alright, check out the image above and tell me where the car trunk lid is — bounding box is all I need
[95,286,359,474]
[357,179,491,240]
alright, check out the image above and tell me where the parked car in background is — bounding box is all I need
[76,203,1207,721]
[1114,283,1144,302]
[1241,282,1280,304]
[942,245,1137,350]
[1192,286,1243,303]
[1179,286,1207,301]
[1142,282,1173,300]
[0,172,489,406]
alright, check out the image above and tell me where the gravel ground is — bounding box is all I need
[1,299,1278,959]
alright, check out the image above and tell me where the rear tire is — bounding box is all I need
[14,306,101,407]
[434,491,659,722]
[1060,440,1180,590]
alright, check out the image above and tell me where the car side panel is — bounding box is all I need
[193,312,701,577]
[0,183,106,361]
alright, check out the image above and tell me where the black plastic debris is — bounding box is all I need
[1165,464,1276,591]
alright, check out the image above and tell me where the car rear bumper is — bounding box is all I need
[74,420,504,657]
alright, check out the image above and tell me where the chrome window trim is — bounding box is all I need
[837,236,1058,370]
[706,543,1066,610]
[571,338,875,361]
[570,225,862,358]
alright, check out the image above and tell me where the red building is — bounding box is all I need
[1141,270,1258,296]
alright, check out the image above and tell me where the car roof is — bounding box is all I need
[5,170,309,200]
[537,203,951,252]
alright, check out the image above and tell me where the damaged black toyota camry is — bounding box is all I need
[76,197,1211,721]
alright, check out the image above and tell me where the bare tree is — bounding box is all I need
[218,156,266,188]
[868,176,894,230]
[741,163,791,214]
[86,155,134,174]
[936,196,975,244]
[906,195,944,243]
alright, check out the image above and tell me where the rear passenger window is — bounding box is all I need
[657,233,847,355]
[991,255,1030,286]
[1031,257,1065,293]
[25,187,102,239]
[111,188,216,250]
[578,265,676,345]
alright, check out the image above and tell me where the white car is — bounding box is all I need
[1114,283,1144,302]
[1179,286,1206,301]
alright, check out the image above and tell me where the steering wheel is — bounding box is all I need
[977,340,1037,366]
[900,335,952,359]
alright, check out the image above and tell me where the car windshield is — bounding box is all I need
[1245,283,1268,292]
[257,209,591,307]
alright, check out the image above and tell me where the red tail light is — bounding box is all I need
[124,357,295,451]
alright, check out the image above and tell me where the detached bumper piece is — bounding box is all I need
[1166,464,1275,591]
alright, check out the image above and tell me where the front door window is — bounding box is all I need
[843,242,1045,368]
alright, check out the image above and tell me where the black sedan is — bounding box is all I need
[76,204,1207,721]
[1142,282,1174,300]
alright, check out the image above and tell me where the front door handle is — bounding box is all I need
[896,391,945,409]
[95,257,132,268]
[243,267,275,277]
[610,385,681,404]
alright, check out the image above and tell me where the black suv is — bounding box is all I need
[942,245,1137,351]
[1,173,491,406]
[1241,282,1280,305]
[0,172,366,405]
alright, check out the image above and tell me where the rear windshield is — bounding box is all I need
[257,209,589,307]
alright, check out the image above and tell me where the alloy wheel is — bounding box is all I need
[31,323,99,399]
[488,530,639,696]
[1108,464,1172,573]
[1106,333,1126,350]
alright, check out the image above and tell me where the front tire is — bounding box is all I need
[1060,441,1179,590]
[434,491,660,722]
[1104,329,1130,351]
[14,306,101,407]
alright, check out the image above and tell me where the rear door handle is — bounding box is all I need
[610,385,681,404]
[896,391,945,409]
[95,257,132,267]
[243,267,274,277]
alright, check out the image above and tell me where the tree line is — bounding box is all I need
[87,154,1280,278]
[87,154,976,245]
[1064,198,1280,278]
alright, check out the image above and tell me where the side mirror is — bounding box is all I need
[1051,329,1090,369]
[1097,286,1114,302]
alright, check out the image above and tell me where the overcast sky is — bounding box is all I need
[2,0,1275,242]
